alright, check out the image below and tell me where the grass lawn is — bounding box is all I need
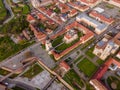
[22,5,30,14]
[74,55,83,64]
[12,86,25,90]
[107,76,120,90]
[63,69,84,90]
[53,31,84,53]
[96,59,104,65]
[0,36,34,62]
[0,68,10,76]
[55,36,80,53]
[77,58,97,77]
[106,4,114,9]
[0,0,7,21]
[22,63,43,78]
[81,38,95,50]
[86,47,95,59]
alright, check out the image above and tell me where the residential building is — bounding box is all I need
[59,0,70,3]
[68,9,78,17]
[79,0,102,7]
[26,14,36,24]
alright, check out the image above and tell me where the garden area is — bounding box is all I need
[0,68,10,76]
[12,86,25,90]
[96,59,104,65]
[107,76,120,90]
[22,63,43,79]
[77,58,97,77]
[0,0,8,22]
[52,31,84,53]
[63,69,84,90]
[0,36,34,62]
[0,15,29,34]
[86,47,95,59]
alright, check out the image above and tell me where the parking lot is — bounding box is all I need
[94,2,120,18]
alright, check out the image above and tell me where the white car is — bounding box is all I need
[116,25,120,30]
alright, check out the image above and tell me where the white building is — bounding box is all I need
[93,37,119,60]
[31,0,41,8]
[45,39,52,54]
[63,29,78,44]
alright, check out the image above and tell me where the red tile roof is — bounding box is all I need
[59,61,70,71]
[26,14,35,22]
[89,11,114,24]
[92,58,120,80]
[51,21,94,60]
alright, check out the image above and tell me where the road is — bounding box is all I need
[2,77,36,90]
[3,0,14,24]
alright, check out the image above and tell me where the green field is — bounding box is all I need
[96,59,104,65]
[74,56,83,64]
[86,47,95,59]
[63,69,84,90]
[0,0,7,21]
[0,36,34,62]
[77,58,97,77]
[22,63,43,78]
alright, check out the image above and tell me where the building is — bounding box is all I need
[68,1,89,12]
[90,58,120,90]
[30,0,41,8]
[68,9,78,17]
[59,0,70,3]
[50,21,94,60]
[93,35,119,60]
[29,24,47,42]
[90,79,107,90]
[45,39,53,54]
[89,10,114,24]
[26,14,36,24]
[116,51,120,59]
[58,61,70,77]
[79,0,102,7]
[76,13,108,34]
[0,84,7,90]
[104,0,120,8]
[63,29,78,43]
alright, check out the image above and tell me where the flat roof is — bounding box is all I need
[94,7,104,13]
[77,13,108,31]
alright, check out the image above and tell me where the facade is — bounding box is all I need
[116,51,120,59]
[79,0,102,7]
[93,35,119,60]
[76,13,108,34]
[89,10,114,24]
[90,58,120,90]
[90,79,107,90]
[50,21,94,60]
